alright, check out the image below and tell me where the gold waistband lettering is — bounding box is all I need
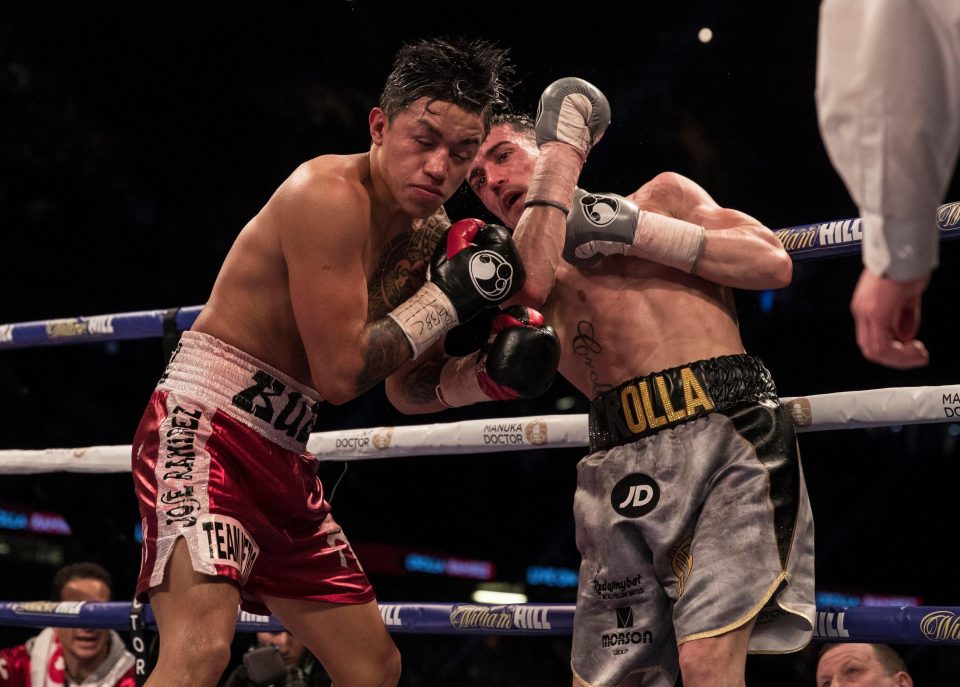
[639,380,667,428]
[681,366,715,414]
[620,386,647,434]
[618,366,715,433]
[590,355,775,453]
[656,376,686,422]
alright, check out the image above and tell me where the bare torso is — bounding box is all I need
[191,153,449,396]
[544,259,743,399]
[542,183,747,399]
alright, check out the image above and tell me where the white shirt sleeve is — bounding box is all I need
[815,0,960,280]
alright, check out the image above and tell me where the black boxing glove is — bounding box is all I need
[435,305,560,407]
[387,219,525,359]
[443,306,501,357]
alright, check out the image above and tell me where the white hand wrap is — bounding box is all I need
[386,282,458,360]
[523,143,583,216]
[435,354,487,408]
[631,212,706,273]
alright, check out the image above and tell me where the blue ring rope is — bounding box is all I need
[1,203,958,351]
[0,601,958,644]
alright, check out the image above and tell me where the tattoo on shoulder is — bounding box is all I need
[414,206,452,245]
[367,208,452,319]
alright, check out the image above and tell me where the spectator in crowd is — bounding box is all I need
[0,561,135,686]
[816,643,913,687]
[223,631,331,687]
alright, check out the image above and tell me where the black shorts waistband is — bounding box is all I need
[588,354,778,452]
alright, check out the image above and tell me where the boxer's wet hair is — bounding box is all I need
[491,112,535,137]
[379,37,513,132]
[50,561,113,600]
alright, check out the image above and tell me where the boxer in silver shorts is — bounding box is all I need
[573,355,814,685]
[468,78,815,686]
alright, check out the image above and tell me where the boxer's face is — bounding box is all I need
[55,577,111,667]
[370,97,485,219]
[469,124,539,230]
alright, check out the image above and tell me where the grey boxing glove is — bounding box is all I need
[525,78,612,216]
[565,188,706,272]
[535,77,612,158]
[564,188,640,265]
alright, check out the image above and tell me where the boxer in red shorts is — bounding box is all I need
[133,331,372,614]
[130,40,559,687]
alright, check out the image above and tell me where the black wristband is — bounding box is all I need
[523,198,571,215]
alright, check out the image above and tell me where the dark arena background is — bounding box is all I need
[2,2,959,684]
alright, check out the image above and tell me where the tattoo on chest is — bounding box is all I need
[367,210,450,320]
[572,320,613,398]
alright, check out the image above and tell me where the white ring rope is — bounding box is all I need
[1,384,957,474]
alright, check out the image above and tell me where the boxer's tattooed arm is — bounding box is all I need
[367,209,451,319]
[396,357,446,406]
[356,209,450,393]
[367,233,412,320]
[353,319,413,395]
